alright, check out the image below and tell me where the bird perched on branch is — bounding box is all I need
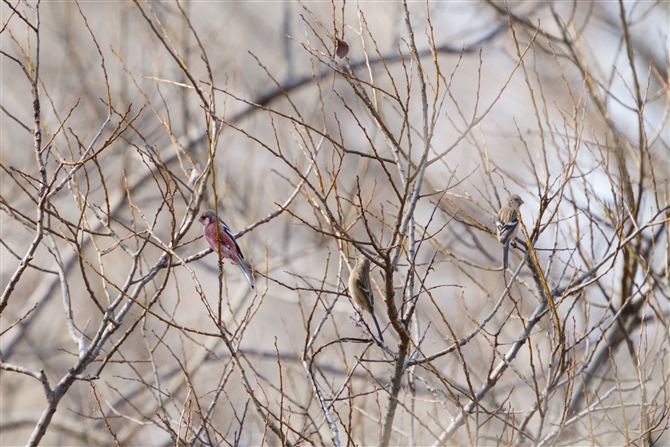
[200,209,254,290]
[496,194,524,270]
[349,252,384,342]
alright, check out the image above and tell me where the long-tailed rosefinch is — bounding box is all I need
[200,209,254,290]
[349,252,384,342]
[496,194,524,270]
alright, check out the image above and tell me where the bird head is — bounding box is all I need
[509,194,524,209]
[355,252,371,271]
[199,209,217,226]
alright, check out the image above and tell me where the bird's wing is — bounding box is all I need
[496,213,519,244]
[356,276,373,306]
[217,218,244,259]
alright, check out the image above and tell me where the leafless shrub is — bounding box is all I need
[1,1,669,446]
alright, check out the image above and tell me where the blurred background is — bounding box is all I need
[1,1,669,445]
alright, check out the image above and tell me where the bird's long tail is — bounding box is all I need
[502,243,510,270]
[370,311,384,342]
[236,258,255,290]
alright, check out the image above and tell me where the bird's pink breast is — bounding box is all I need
[204,223,237,261]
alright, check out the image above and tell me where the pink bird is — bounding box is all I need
[199,209,255,289]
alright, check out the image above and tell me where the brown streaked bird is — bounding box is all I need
[349,252,384,342]
[496,194,524,270]
[200,209,254,290]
